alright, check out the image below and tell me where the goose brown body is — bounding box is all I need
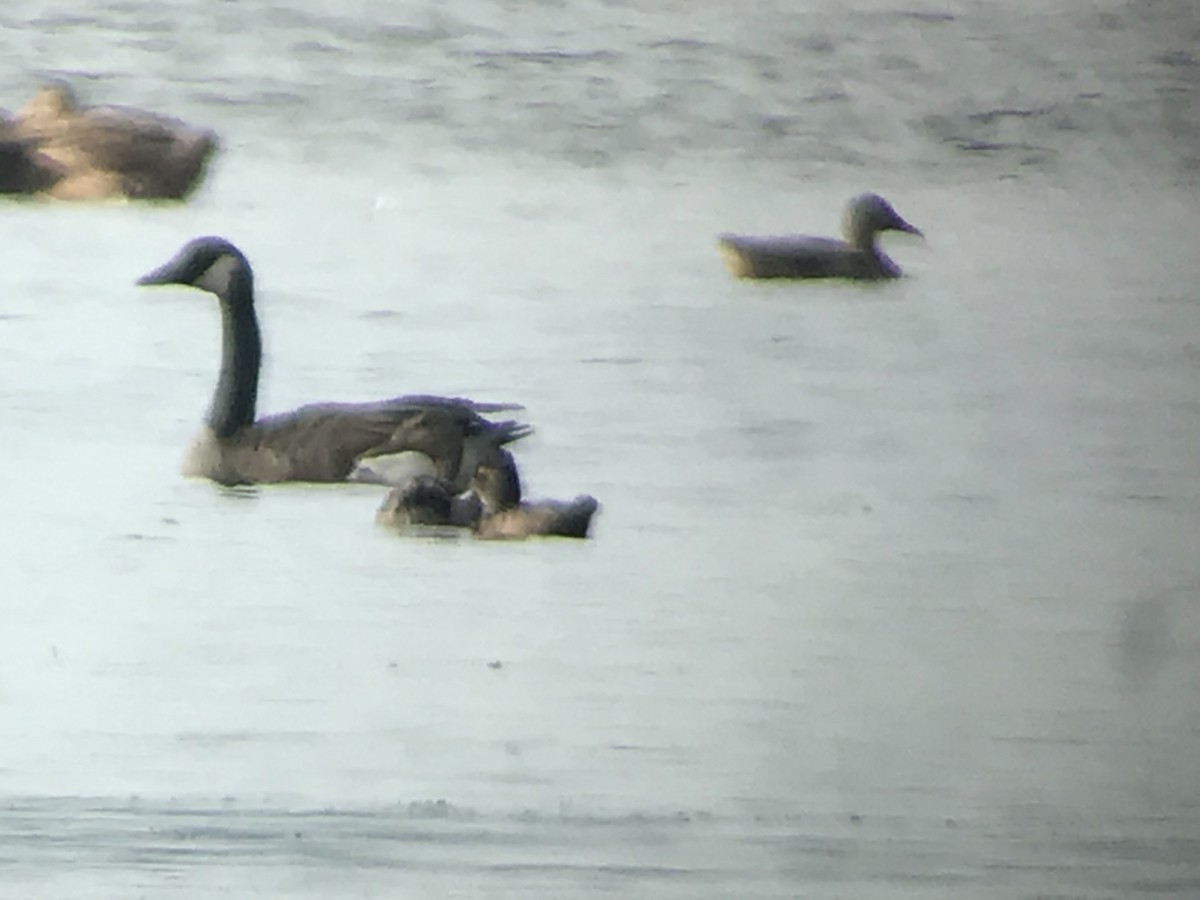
[138,237,529,488]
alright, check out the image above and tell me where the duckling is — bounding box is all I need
[137,236,531,487]
[718,193,922,280]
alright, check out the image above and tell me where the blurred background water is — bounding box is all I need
[1,0,1199,897]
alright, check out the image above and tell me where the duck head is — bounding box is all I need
[472,452,523,512]
[137,236,252,303]
[379,476,455,526]
[842,193,922,250]
[377,476,486,529]
[19,82,81,130]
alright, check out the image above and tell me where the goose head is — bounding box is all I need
[842,193,922,251]
[137,236,253,304]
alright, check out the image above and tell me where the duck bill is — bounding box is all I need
[897,218,924,239]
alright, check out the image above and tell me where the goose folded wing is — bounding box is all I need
[243,400,528,485]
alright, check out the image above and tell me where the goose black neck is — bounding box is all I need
[208,271,261,438]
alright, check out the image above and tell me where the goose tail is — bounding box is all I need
[492,419,534,447]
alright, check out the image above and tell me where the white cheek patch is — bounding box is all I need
[196,253,240,294]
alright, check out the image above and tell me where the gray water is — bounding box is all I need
[2,0,1199,896]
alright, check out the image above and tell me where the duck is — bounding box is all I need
[136,236,531,488]
[377,452,599,540]
[12,82,216,201]
[471,450,599,539]
[717,193,922,280]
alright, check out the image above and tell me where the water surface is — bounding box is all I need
[1,0,1199,896]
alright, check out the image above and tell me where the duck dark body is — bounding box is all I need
[718,192,922,281]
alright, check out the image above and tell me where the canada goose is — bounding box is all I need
[376,451,600,540]
[12,83,215,201]
[717,193,923,280]
[137,236,531,488]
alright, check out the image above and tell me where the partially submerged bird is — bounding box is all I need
[376,475,485,530]
[377,452,599,540]
[472,450,599,540]
[718,193,922,280]
[472,492,598,540]
[8,82,215,201]
[137,236,530,487]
